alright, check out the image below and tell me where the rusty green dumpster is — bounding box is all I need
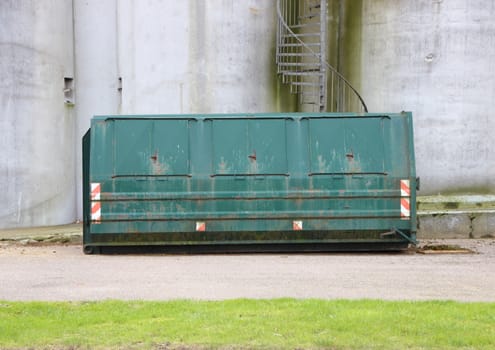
[83,112,417,253]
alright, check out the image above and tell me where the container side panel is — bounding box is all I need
[152,120,190,175]
[308,118,386,174]
[212,119,288,175]
[248,119,288,174]
[90,120,114,179]
[385,115,411,178]
[212,120,248,174]
[344,118,386,174]
[309,119,347,174]
[114,120,151,175]
[85,113,417,251]
[112,119,191,176]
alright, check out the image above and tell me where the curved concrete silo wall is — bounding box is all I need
[0,1,76,228]
[342,0,495,195]
[73,0,120,220]
[115,0,282,114]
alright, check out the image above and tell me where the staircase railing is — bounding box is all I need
[276,0,368,113]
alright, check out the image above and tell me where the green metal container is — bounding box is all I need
[83,112,417,253]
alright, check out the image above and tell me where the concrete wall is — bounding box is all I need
[0,0,76,228]
[348,0,495,195]
[116,0,278,115]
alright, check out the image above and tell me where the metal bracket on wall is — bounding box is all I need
[64,77,74,105]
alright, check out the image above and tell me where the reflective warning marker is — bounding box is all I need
[293,220,303,230]
[400,179,411,219]
[91,183,101,223]
[196,222,206,232]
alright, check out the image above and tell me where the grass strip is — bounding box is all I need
[0,299,494,349]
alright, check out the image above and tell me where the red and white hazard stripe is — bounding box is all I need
[400,179,410,219]
[91,183,101,223]
[196,222,206,232]
[293,220,303,231]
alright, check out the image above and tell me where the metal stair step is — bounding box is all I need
[277,52,321,57]
[281,77,322,84]
[283,68,322,73]
[289,23,321,29]
[278,43,320,48]
[281,33,321,38]
[282,78,321,85]
[291,82,321,87]
[277,59,321,65]
[277,56,321,63]
[280,71,324,76]
[298,14,318,20]
[277,62,321,67]
[300,91,325,97]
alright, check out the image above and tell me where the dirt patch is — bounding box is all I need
[0,223,82,244]
[417,244,475,254]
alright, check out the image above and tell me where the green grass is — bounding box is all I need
[0,299,494,349]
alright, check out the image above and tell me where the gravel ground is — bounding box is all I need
[0,239,494,302]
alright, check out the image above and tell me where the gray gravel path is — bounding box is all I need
[0,239,494,302]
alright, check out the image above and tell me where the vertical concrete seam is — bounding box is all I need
[115,0,121,113]
[468,214,475,238]
[70,0,78,222]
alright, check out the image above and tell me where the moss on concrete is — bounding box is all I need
[340,0,363,93]
[417,195,495,213]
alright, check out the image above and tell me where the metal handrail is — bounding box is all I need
[276,0,368,113]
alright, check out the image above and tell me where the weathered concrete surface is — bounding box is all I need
[0,224,82,244]
[417,195,495,239]
[472,214,495,239]
[0,239,494,302]
[418,213,471,239]
[418,212,495,239]
[0,0,77,228]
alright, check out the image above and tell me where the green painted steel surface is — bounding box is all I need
[83,113,417,252]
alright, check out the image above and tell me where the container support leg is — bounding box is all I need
[392,227,418,246]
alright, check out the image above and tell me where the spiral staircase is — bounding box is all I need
[276,0,368,112]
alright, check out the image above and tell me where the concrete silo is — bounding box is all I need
[343,0,495,195]
[0,0,76,228]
